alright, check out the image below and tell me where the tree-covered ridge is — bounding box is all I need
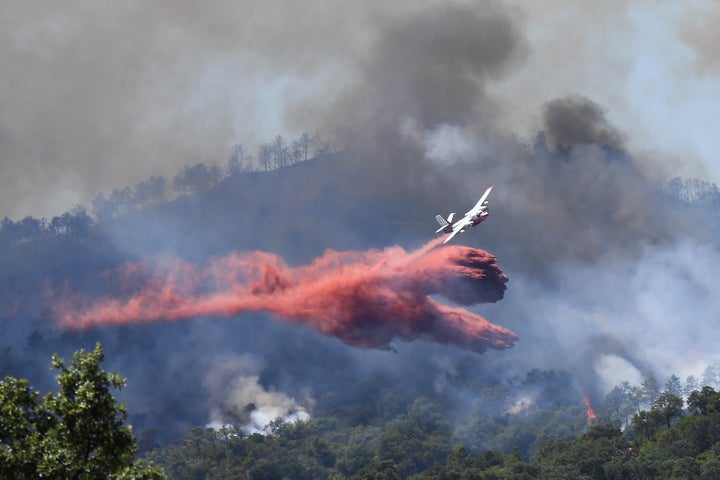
[529,387,720,480]
[138,364,590,478]
[143,385,720,480]
[6,348,720,479]
[0,129,714,253]
[0,131,333,247]
[138,366,720,479]
[144,399,559,480]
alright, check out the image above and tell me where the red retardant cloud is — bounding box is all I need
[53,239,516,354]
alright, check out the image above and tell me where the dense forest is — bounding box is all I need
[145,384,720,479]
[7,342,720,479]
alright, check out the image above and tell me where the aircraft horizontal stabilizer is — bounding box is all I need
[435,215,450,233]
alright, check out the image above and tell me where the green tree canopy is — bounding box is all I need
[0,343,164,480]
[652,391,684,429]
[688,386,720,415]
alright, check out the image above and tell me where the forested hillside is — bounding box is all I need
[2,135,720,476]
[145,382,720,479]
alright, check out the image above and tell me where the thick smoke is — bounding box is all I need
[680,2,720,77]
[3,0,720,219]
[299,2,527,144]
[282,0,720,400]
[542,96,624,150]
[53,239,515,354]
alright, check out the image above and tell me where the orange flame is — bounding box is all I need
[583,394,597,421]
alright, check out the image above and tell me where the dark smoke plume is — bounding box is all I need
[542,95,624,151]
[53,239,515,354]
[296,2,527,143]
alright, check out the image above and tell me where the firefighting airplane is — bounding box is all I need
[434,186,493,244]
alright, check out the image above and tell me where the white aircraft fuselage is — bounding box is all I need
[434,186,493,244]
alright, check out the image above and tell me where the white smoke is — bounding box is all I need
[204,354,312,434]
[423,124,481,165]
[594,354,643,394]
[399,117,481,166]
[504,238,720,395]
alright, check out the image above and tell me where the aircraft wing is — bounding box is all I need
[465,185,494,215]
[442,218,472,244]
[442,228,462,244]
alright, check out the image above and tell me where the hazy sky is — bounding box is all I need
[2,0,719,219]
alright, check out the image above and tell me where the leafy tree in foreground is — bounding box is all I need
[0,343,164,480]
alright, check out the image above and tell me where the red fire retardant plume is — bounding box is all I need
[53,239,517,353]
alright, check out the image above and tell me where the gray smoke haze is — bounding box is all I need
[542,96,624,150]
[679,2,720,77]
[280,0,720,398]
[292,2,527,140]
[3,0,720,218]
[0,0,379,218]
[399,113,719,400]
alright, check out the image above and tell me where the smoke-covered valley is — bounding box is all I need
[2,0,720,454]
